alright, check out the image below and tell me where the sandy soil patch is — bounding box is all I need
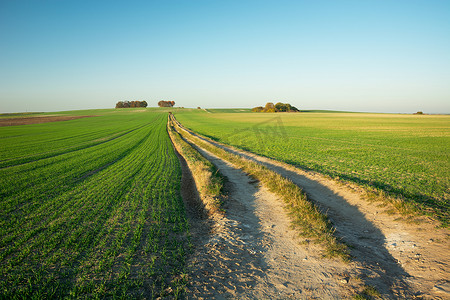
[182,144,359,299]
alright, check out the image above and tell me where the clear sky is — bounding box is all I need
[1,0,449,113]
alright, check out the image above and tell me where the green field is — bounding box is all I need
[2,107,449,298]
[204,108,251,113]
[0,109,188,298]
[175,110,450,225]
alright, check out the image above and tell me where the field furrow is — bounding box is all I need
[0,110,189,299]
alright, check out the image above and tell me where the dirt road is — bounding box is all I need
[183,145,357,299]
[177,122,450,299]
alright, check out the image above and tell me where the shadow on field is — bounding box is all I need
[173,145,208,220]
[172,133,269,298]
[180,125,417,298]
[249,160,414,298]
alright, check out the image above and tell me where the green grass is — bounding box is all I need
[0,108,189,298]
[168,117,224,215]
[204,108,252,113]
[0,112,44,118]
[172,116,350,260]
[175,110,450,225]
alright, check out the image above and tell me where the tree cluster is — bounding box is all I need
[115,101,148,108]
[252,102,299,113]
[274,102,299,112]
[158,101,175,107]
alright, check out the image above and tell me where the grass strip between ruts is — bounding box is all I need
[171,114,350,261]
[168,116,224,216]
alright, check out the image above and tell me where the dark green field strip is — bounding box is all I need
[0,118,150,168]
[0,122,155,221]
[0,117,159,218]
[0,111,189,298]
[0,127,134,168]
[0,112,44,118]
[71,139,186,298]
[175,111,450,224]
[0,121,156,255]
[0,117,112,151]
[0,113,139,151]
[0,133,154,253]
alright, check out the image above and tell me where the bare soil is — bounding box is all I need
[178,125,450,299]
[0,115,96,126]
[183,145,359,299]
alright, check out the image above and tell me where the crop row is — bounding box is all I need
[0,111,189,298]
[0,114,148,168]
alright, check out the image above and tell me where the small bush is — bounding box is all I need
[251,106,264,112]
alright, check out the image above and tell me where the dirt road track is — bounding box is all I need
[183,145,356,299]
[176,122,450,299]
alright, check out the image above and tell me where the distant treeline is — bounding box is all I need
[252,102,299,112]
[158,101,175,107]
[115,101,148,108]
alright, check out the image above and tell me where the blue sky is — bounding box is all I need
[1,0,449,113]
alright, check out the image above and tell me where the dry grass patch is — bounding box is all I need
[168,117,224,216]
[171,115,349,261]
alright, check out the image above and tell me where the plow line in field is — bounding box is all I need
[0,112,190,299]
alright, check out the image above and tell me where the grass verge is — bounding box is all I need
[171,115,350,261]
[168,116,224,216]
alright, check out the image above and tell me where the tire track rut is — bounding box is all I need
[178,122,450,299]
[182,139,357,299]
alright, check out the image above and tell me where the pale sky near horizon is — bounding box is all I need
[1,0,449,114]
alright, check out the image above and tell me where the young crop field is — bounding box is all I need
[204,108,252,113]
[0,109,189,298]
[175,110,450,225]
